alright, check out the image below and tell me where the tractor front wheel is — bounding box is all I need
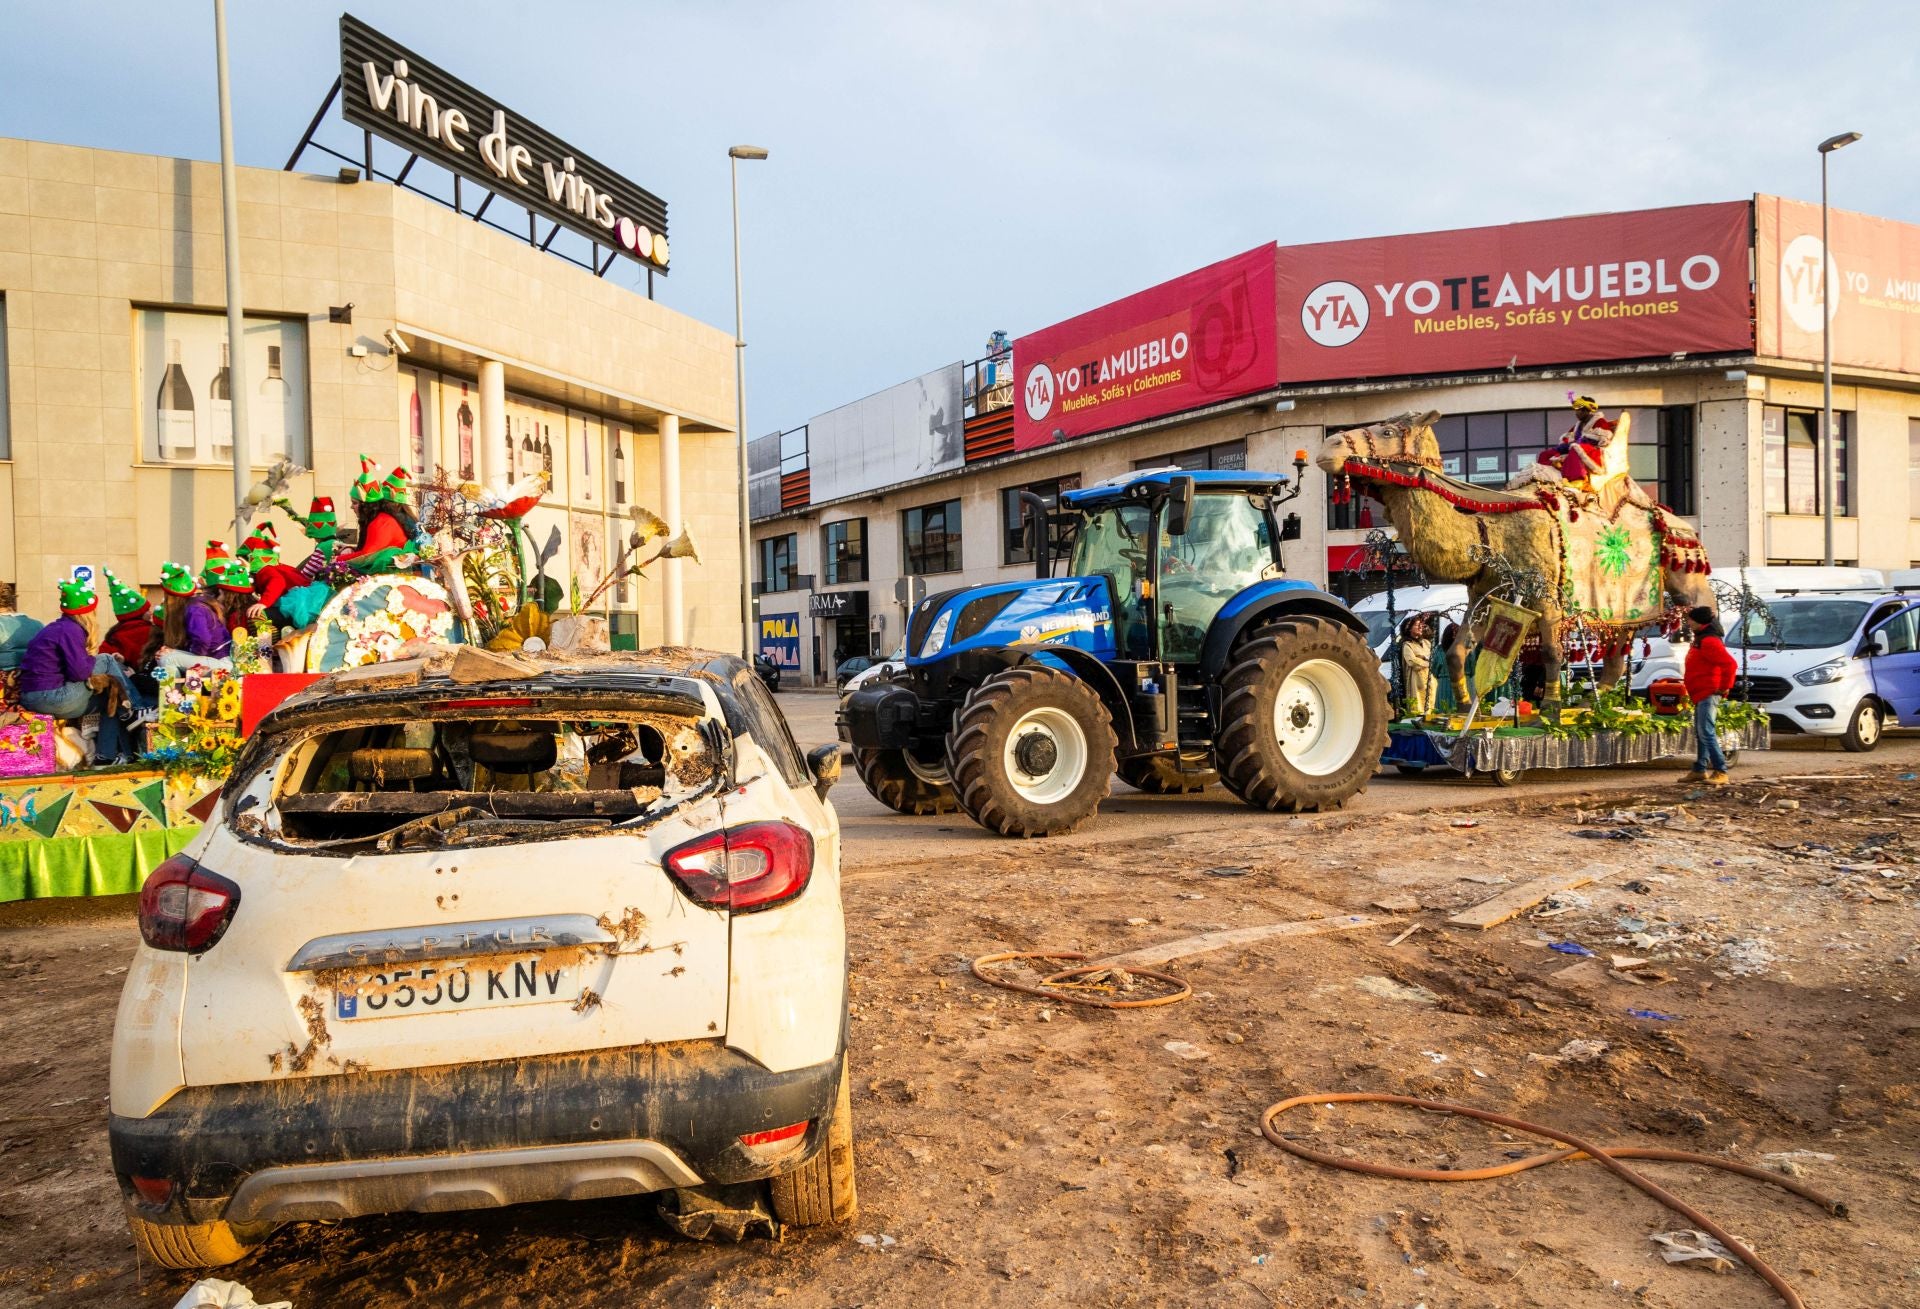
[947,666,1116,838]
[1216,615,1388,813]
[852,747,958,815]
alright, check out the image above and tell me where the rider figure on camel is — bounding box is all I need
[1536,393,1612,489]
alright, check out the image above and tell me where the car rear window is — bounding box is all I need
[243,699,720,853]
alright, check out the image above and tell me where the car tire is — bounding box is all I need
[1842,700,1883,753]
[1117,753,1215,794]
[769,1058,858,1227]
[127,1212,265,1270]
[852,747,959,815]
[1216,616,1389,813]
[947,665,1116,838]
[1487,767,1523,786]
[1393,763,1428,776]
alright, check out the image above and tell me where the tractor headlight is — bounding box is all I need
[1793,657,1851,686]
[920,609,954,658]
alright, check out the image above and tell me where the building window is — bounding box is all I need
[137,307,310,465]
[822,518,867,585]
[1763,406,1850,516]
[1909,420,1920,519]
[1135,439,1247,472]
[903,499,963,575]
[758,533,798,592]
[1002,475,1082,565]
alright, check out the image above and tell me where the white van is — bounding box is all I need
[1725,591,1920,750]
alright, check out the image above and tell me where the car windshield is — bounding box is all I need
[1359,611,1397,648]
[1731,599,1870,650]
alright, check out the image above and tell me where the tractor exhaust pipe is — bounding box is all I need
[1020,491,1051,580]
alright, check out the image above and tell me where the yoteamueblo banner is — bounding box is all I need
[1755,194,1920,375]
[1012,245,1279,451]
[1273,202,1754,383]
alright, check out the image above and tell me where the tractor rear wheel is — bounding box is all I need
[852,747,958,815]
[1216,615,1388,813]
[1118,753,1216,794]
[947,666,1116,838]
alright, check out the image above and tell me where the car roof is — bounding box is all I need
[1060,468,1291,511]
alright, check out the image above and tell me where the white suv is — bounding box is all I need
[109,652,855,1268]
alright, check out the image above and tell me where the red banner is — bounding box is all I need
[1012,245,1278,451]
[1272,202,1754,383]
[1756,194,1920,374]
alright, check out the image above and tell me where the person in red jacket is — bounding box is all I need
[1682,604,1739,784]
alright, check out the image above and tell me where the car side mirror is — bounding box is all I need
[806,743,842,798]
[1871,630,1891,656]
[1280,512,1302,542]
[1166,475,1195,536]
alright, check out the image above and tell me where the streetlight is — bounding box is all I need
[729,144,769,661]
[1818,130,1861,566]
[213,0,253,530]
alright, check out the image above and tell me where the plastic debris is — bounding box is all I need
[1205,866,1251,878]
[656,1182,778,1242]
[1448,818,1479,828]
[1648,1228,1737,1273]
[1354,975,1441,1006]
[1627,1007,1680,1021]
[1418,1050,1449,1064]
[171,1283,291,1309]
[1575,828,1642,841]
[1548,942,1596,956]
[1164,1039,1212,1061]
[855,1233,899,1250]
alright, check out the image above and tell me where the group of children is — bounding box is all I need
[8,456,421,766]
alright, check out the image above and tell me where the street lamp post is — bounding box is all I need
[213,0,252,528]
[1818,130,1861,567]
[729,145,769,661]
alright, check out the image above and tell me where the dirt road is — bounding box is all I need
[3,753,1917,1307]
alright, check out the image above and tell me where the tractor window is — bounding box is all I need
[1159,494,1276,663]
[1070,504,1152,657]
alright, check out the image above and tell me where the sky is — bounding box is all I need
[7,1,1918,436]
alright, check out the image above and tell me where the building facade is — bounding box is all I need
[0,136,742,644]
[754,200,1920,684]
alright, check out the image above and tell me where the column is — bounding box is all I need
[478,358,506,486]
[660,413,684,644]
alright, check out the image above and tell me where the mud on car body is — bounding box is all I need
[109,652,855,1269]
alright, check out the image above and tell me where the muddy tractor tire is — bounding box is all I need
[1216,615,1389,813]
[127,1212,265,1270]
[1117,752,1216,794]
[947,665,1117,838]
[852,747,959,815]
[768,1058,858,1227]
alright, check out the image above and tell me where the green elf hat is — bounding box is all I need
[240,530,278,566]
[159,561,197,597]
[304,495,339,539]
[200,539,232,588]
[381,466,413,506]
[103,568,150,618]
[215,556,256,594]
[56,568,98,614]
[350,454,386,504]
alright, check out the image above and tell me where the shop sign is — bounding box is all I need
[1273,202,1752,382]
[759,613,801,669]
[1756,195,1920,374]
[1012,245,1279,451]
[809,590,868,619]
[339,14,669,269]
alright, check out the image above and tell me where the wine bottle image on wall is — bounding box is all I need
[503,411,516,481]
[257,344,290,462]
[156,338,196,461]
[410,383,427,474]
[613,431,626,503]
[457,383,475,480]
[209,342,233,462]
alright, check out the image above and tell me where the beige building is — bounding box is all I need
[0,135,742,646]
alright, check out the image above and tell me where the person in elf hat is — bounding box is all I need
[242,522,332,631]
[99,569,155,667]
[337,461,421,575]
[152,559,229,661]
[274,494,345,578]
[18,569,144,764]
[213,555,258,640]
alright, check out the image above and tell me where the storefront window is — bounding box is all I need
[822,518,867,585]
[1764,405,1850,517]
[137,307,309,465]
[1135,440,1246,471]
[1002,475,1081,565]
[1908,420,1920,519]
[758,533,798,592]
[903,499,962,574]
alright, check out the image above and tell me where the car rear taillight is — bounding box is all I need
[138,855,241,954]
[663,821,814,912]
[737,1121,809,1165]
[130,1175,175,1207]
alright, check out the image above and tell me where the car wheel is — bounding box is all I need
[127,1212,265,1270]
[768,1057,858,1227]
[1842,700,1883,752]
[946,666,1116,838]
[852,747,958,815]
[1215,616,1389,813]
[1488,767,1523,786]
[1117,752,1216,794]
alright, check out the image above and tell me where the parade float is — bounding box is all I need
[0,456,694,902]
[1319,400,1770,784]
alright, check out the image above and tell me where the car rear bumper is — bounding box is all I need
[109,1038,843,1227]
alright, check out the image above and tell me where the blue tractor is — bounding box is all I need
[838,462,1389,837]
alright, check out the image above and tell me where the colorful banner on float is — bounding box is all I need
[1012,245,1279,451]
[1755,195,1920,375]
[1272,202,1754,382]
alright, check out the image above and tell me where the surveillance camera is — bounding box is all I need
[384,329,412,356]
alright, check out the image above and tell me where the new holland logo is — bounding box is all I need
[1301,280,1370,348]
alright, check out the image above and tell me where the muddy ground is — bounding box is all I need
[3,764,1918,1308]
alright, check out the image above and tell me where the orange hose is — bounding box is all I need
[1260,1092,1844,1309]
[970,951,1190,1009]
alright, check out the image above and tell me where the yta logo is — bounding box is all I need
[1780,234,1839,335]
[1301,281,1369,348]
[1023,362,1056,422]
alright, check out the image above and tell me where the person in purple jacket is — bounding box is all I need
[18,571,143,765]
[153,560,233,660]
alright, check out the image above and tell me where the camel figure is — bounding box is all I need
[1317,411,1715,707]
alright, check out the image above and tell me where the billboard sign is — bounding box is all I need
[759,613,801,669]
[1012,245,1279,451]
[806,364,964,503]
[1756,194,1920,374]
[1272,202,1753,382]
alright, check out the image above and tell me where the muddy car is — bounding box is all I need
[108,652,854,1268]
